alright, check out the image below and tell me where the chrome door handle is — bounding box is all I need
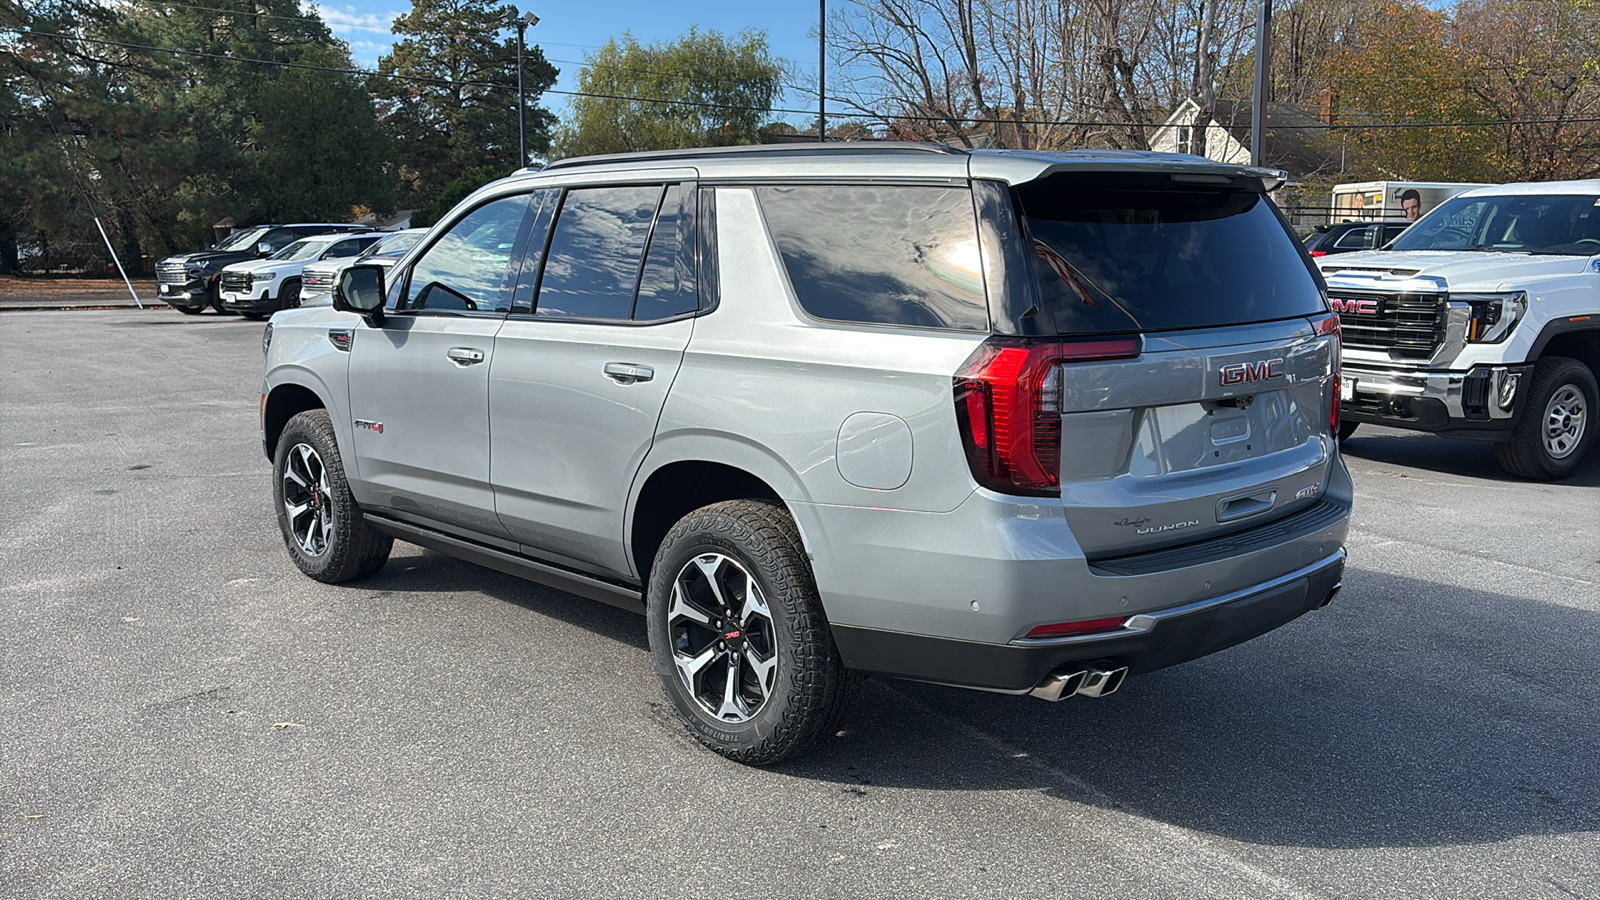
[603,362,654,384]
[447,347,485,366]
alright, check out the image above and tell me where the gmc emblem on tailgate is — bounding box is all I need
[1220,359,1284,386]
[1329,297,1380,315]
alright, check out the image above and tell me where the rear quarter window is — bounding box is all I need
[1017,174,1324,334]
[756,184,988,332]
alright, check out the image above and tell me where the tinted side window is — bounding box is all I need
[1018,173,1323,334]
[537,185,663,320]
[260,229,300,254]
[400,194,529,313]
[756,185,988,331]
[635,184,697,320]
[1333,227,1373,249]
[322,237,377,259]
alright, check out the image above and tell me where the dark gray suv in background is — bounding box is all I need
[260,143,1351,764]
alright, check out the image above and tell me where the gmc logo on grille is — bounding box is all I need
[1220,359,1284,386]
[1330,297,1380,315]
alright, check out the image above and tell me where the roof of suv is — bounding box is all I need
[522,142,1286,190]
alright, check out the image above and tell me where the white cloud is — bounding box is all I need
[311,4,403,34]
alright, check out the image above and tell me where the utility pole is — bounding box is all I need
[1250,0,1271,166]
[502,7,540,167]
[818,0,827,140]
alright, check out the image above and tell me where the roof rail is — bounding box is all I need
[540,141,968,172]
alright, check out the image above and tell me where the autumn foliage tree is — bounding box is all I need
[1327,1,1496,181]
[1454,0,1600,180]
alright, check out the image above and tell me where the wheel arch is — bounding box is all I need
[1528,321,1600,376]
[263,379,329,461]
[627,433,819,590]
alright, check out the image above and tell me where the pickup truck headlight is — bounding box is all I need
[1457,291,1527,343]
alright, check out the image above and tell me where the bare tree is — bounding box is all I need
[828,0,1180,149]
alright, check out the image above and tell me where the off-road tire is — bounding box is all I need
[646,499,850,766]
[273,410,392,583]
[1493,356,1596,481]
[1338,421,1359,441]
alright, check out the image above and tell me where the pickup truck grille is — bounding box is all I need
[220,271,252,294]
[1329,291,1444,361]
[156,262,189,285]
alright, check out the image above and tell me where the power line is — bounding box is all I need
[15,28,1600,133]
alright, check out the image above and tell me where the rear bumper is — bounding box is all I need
[797,455,1353,691]
[1340,362,1530,436]
[831,550,1344,692]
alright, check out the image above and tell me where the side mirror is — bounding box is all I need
[257,242,273,257]
[334,264,387,325]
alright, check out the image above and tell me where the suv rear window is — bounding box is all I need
[1016,174,1323,334]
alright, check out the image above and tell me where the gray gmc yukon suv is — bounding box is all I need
[260,143,1351,764]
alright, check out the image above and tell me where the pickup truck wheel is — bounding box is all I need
[274,410,392,583]
[1494,357,1596,480]
[647,499,850,766]
[210,287,236,316]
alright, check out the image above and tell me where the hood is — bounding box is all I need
[224,258,302,276]
[162,249,258,267]
[1319,250,1594,292]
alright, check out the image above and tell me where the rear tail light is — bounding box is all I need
[1314,314,1341,435]
[1025,616,1128,639]
[953,336,1140,496]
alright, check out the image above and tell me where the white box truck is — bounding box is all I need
[1330,181,1492,224]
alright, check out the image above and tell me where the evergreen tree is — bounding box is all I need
[373,0,557,205]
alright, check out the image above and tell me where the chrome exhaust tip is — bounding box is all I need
[1075,665,1128,698]
[1319,582,1342,608]
[1028,669,1087,702]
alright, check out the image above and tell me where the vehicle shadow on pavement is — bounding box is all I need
[1340,427,1600,486]
[777,567,1600,850]
[359,547,650,651]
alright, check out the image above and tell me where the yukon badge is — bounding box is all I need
[1137,519,1202,536]
[1220,358,1284,387]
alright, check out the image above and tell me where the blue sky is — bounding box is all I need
[310,0,829,126]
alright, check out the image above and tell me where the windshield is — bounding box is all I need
[271,239,329,262]
[1389,193,1600,254]
[214,227,270,252]
[361,231,423,259]
[1017,173,1324,334]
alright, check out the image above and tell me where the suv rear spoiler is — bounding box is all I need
[968,150,1287,192]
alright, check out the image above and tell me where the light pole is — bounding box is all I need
[502,7,540,168]
[1250,0,1271,166]
[818,0,826,141]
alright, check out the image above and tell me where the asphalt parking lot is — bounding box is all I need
[3,307,1597,899]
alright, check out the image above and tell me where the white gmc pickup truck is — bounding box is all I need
[1318,180,1599,479]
